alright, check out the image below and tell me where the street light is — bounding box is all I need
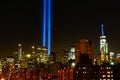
[71,62,76,67]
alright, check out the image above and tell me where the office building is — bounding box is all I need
[68,46,75,60]
[49,52,58,63]
[62,50,69,65]
[17,44,23,62]
[109,52,115,65]
[74,64,114,80]
[36,46,49,64]
[100,24,109,64]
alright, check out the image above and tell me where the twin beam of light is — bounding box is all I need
[43,0,47,47]
[101,24,104,36]
[48,0,51,55]
[42,0,51,55]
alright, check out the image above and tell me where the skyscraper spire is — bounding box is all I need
[101,24,104,36]
[99,24,109,64]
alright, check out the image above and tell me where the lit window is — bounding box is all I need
[102,75,106,77]
[83,71,86,74]
[107,71,110,74]
[82,67,86,69]
[109,67,111,69]
[76,71,78,74]
[103,79,106,80]
[107,79,110,80]
[111,71,113,73]
[111,75,113,77]
[107,75,110,77]
[106,67,108,69]
[71,48,75,52]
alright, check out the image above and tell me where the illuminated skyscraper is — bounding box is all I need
[17,44,23,62]
[36,46,49,64]
[109,52,115,65]
[68,46,75,60]
[100,24,109,63]
[42,0,52,55]
[31,46,38,60]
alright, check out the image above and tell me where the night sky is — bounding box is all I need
[0,0,120,57]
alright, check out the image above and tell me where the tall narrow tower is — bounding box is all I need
[100,24,109,63]
[18,44,23,62]
[42,0,52,55]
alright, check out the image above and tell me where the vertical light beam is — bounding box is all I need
[42,0,47,47]
[101,24,104,36]
[48,0,51,55]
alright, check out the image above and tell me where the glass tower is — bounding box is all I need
[100,24,109,63]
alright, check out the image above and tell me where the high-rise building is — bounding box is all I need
[62,50,69,64]
[109,52,115,65]
[100,24,109,63]
[49,52,58,63]
[13,43,24,64]
[31,46,35,54]
[115,53,120,63]
[62,46,75,65]
[31,46,37,59]
[36,46,49,64]
[13,52,18,63]
[75,38,94,63]
[74,64,114,80]
[68,46,75,60]
[18,44,23,62]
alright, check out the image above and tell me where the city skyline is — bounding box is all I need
[0,0,120,56]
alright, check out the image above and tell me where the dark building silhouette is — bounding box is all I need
[75,38,94,64]
[49,52,58,63]
[62,50,69,65]
[80,53,92,64]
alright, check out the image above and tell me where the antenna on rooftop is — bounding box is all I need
[101,24,104,36]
